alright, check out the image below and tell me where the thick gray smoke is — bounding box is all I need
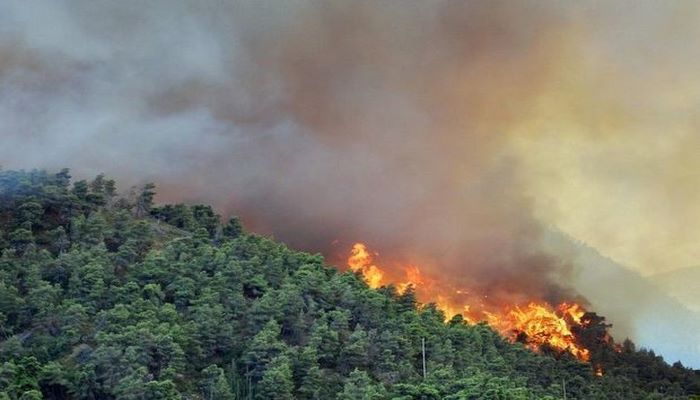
[1,0,699,366]
[0,0,570,299]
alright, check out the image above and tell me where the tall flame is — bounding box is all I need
[485,303,590,362]
[346,242,592,362]
[348,243,384,289]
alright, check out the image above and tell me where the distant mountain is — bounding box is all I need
[544,231,700,369]
[651,266,700,313]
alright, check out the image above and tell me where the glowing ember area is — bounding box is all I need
[346,242,592,362]
[594,365,605,377]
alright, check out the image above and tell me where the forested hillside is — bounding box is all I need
[0,169,698,399]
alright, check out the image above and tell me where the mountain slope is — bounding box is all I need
[543,230,700,369]
[1,169,698,399]
[652,266,700,313]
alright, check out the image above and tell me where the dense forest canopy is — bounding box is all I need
[0,168,698,399]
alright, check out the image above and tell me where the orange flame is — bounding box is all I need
[594,365,605,377]
[348,243,384,289]
[396,266,424,294]
[558,302,585,324]
[485,303,590,362]
[346,242,592,362]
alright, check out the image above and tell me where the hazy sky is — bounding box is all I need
[509,2,700,276]
[1,0,699,364]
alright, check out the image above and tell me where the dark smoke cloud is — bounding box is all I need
[1,0,699,366]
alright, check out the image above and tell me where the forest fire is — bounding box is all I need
[485,303,590,362]
[346,242,592,362]
[347,243,384,289]
[594,365,605,377]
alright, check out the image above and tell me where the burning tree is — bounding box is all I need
[344,242,615,365]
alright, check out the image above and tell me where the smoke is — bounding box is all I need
[1,0,699,365]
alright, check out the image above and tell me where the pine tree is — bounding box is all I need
[256,356,294,400]
[338,369,384,400]
[200,365,235,400]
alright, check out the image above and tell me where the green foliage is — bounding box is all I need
[338,369,385,400]
[0,169,698,399]
[256,355,295,400]
[200,365,235,400]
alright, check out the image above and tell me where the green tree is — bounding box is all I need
[256,355,294,400]
[200,365,235,400]
[340,325,369,373]
[9,228,34,252]
[223,216,244,239]
[244,320,287,381]
[338,369,385,400]
[134,183,156,217]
